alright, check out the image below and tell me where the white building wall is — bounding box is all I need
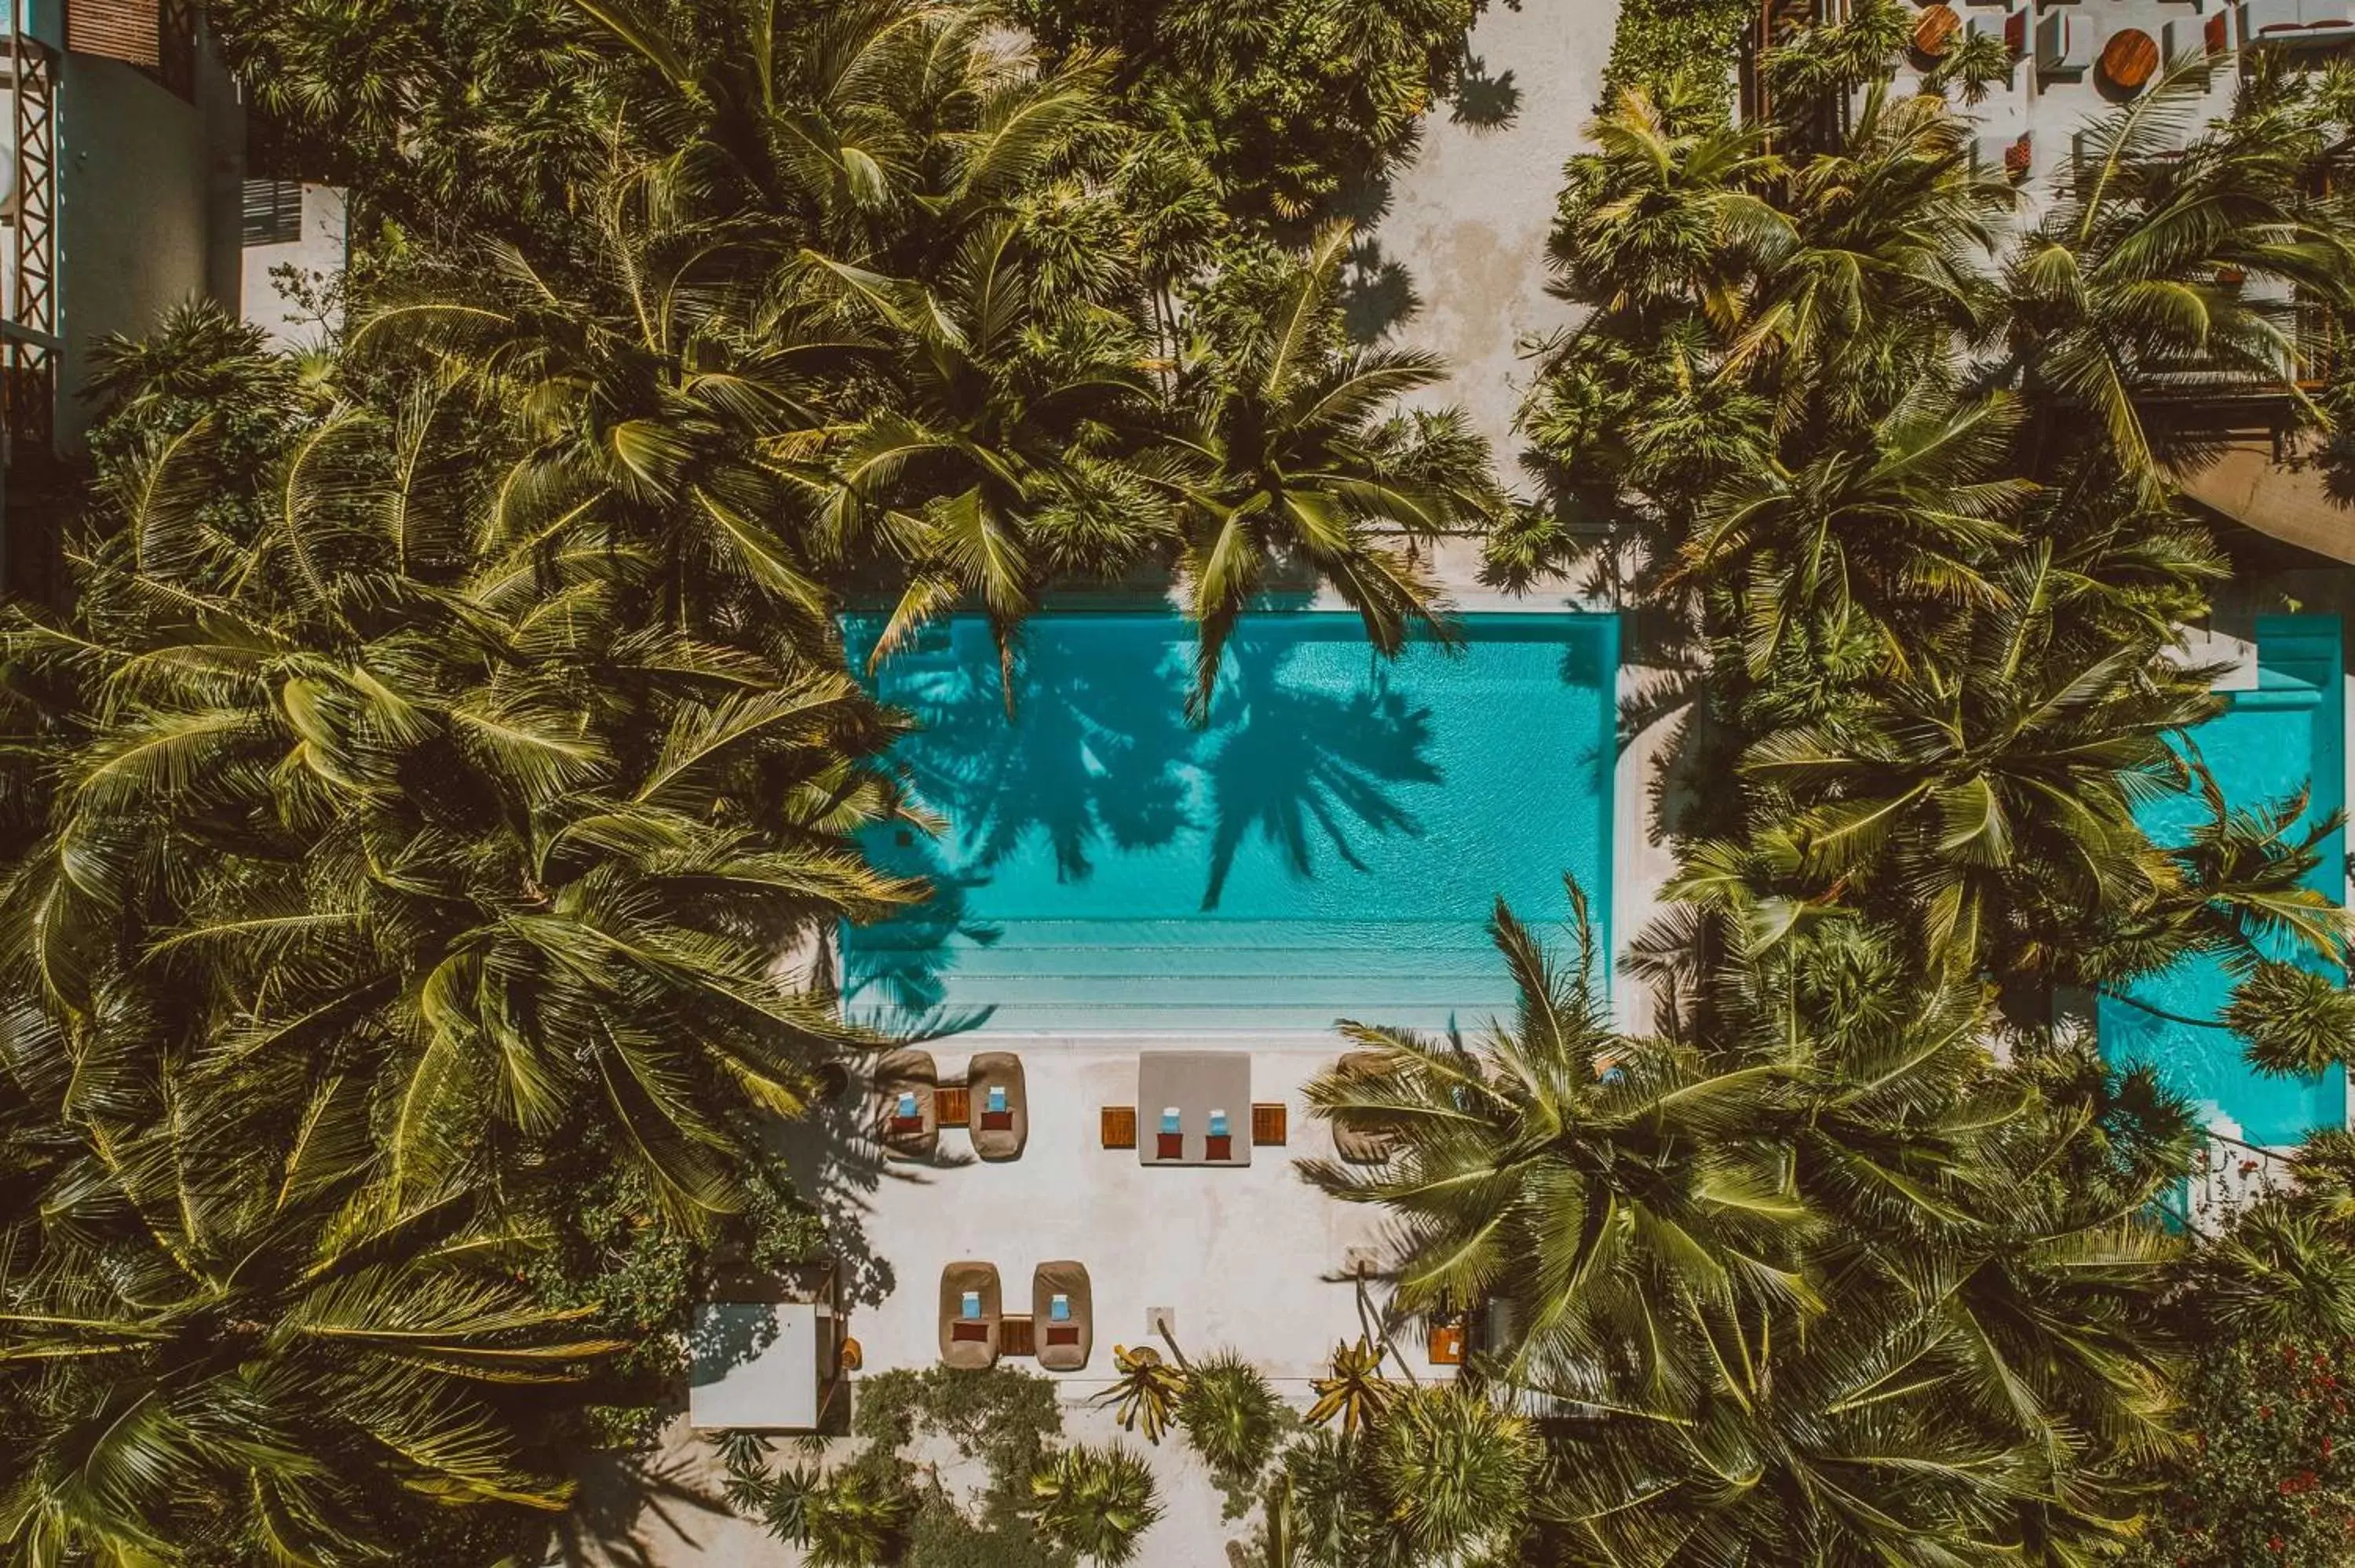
[240,183,347,352]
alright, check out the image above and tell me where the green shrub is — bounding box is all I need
[1603,0,1751,117]
[728,1366,1072,1567]
[1176,1351,1294,1517]
[1027,1444,1163,1567]
[1004,0,1486,224]
[2124,1334,2355,1567]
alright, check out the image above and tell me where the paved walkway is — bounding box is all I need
[1371,0,1623,483]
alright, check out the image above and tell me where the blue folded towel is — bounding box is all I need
[1208,1109,1230,1138]
[1050,1293,1071,1322]
[897,1091,918,1118]
[987,1085,1008,1113]
[1159,1107,1181,1135]
[960,1289,981,1319]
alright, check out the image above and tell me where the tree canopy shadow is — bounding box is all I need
[1449,52,1521,129]
[548,1444,736,1568]
[843,614,1447,994]
[1196,635,1440,909]
[1342,235,1422,345]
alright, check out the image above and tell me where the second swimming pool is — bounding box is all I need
[844,612,1618,1034]
[2098,614,2348,1147]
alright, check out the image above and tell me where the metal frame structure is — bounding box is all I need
[5,26,57,458]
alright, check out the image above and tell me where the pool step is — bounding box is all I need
[843,917,1542,1034]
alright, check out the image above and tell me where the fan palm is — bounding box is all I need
[1027,1444,1162,1567]
[1176,1351,1290,1490]
[800,1464,911,1568]
[1368,1386,1539,1568]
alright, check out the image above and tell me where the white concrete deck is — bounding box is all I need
[844,1037,1421,1391]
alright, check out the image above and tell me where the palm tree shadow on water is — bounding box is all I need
[839,624,1201,1024]
[842,617,1449,1008]
[1196,633,1443,911]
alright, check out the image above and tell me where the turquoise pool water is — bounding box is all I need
[842,612,1619,1034]
[2098,615,2347,1146]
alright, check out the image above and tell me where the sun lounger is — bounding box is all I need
[1032,1260,1093,1372]
[1332,1051,1399,1165]
[875,1048,939,1160]
[966,1052,1028,1161]
[2238,0,2355,42]
[1136,1052,1253,1167]
[939,1261,1001,1369]
[2244,0,2305,36]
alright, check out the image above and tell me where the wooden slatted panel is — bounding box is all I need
[1251,1103,1287,1147]
[1000,1316,1035,1358]
[68,0,159,67]
[1100,1106,1136,1149]
[241,180,303,247]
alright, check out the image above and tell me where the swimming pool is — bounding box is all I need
[842,612,1619,1034]
[2097,614,2347,1146]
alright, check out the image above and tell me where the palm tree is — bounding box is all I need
[1278,1427,1387,1568]
[1708,547,2218,975]
[1672,394,2028,680]
[1027,1444,1162,1567]
[1245,1468,1304,1568]
[1757,0,1911,127]
[387,2,1506,722]
[1367,1387,1539,1568]
[1175,1350,1291,1491]
[1097,1344,1186,1444]
[1725,84,2010,432]
[801,1464,912,1568]
[1301,882,1799,1403]
[0,341,916,1217]
[0,1058,621,1562]
[2006,60,2355,498]
[1305,1337,1396,1440]
[1158,224,1503,718]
